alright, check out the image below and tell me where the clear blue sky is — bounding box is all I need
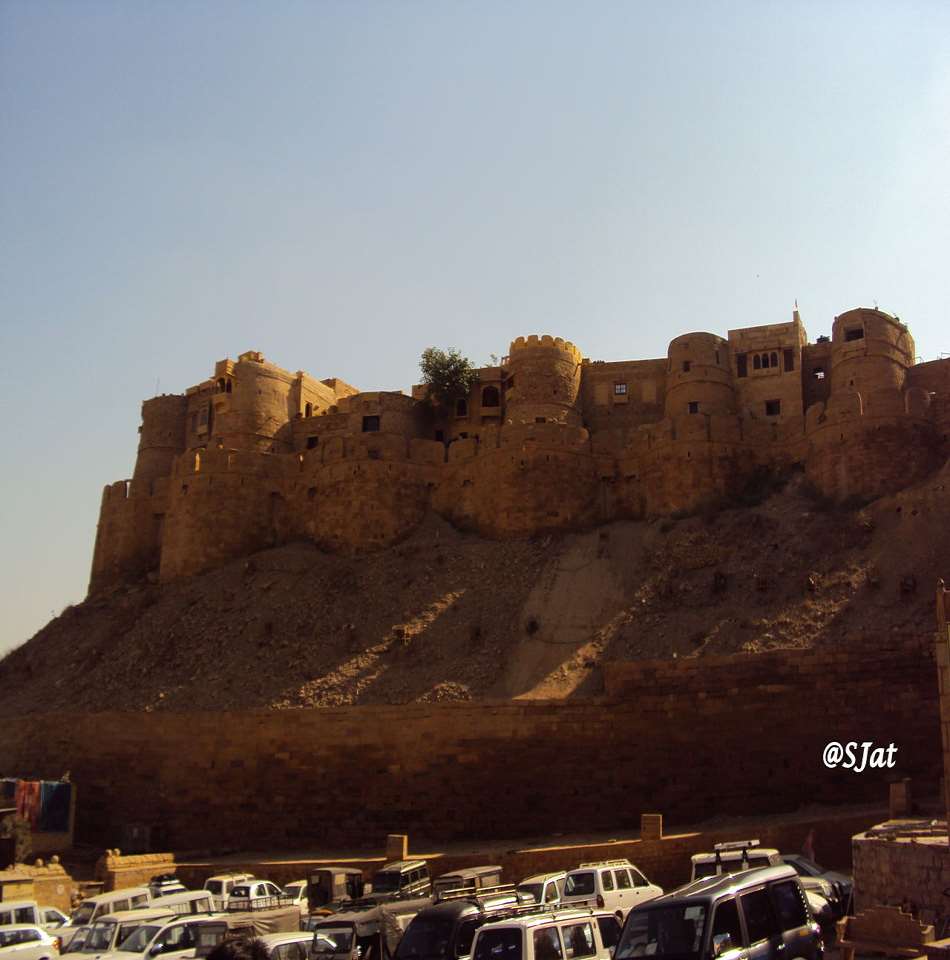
[2,0,949,654]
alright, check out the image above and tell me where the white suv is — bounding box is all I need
[561,861,662,919]
[471,909,620,960]
[0,927,60,960]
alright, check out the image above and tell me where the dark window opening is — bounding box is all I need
[845,327,865,342]
[216,378,226,391]
[456,398,468,417]
[783,349,794,372]
[435,430,445,442]
[737,354,748,378]
[753,354,761,370]
[226,380,232,393]
[190,413,198,432]
[459,432,468,439]
[535,417,546,424]
[307,487,317,500]
[481,386,500,407]
[813,367,826,380]
[305,402,313,417]
[362,415,380,432]
[765,400,781,416]
[682,360,691,372]
[306,436,318,449]
[770,352,778,368]
[715,350,720,365]
[688,401,699,414]
[614,382,627,395]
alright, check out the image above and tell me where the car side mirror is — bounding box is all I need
[149,946,163,957]
[712,935,733,958]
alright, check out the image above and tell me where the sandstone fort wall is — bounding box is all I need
[0,635,936,852]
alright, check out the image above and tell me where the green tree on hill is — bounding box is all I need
[419,347,479,411]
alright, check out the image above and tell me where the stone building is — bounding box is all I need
[90,306,950,591]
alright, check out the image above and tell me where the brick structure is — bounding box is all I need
[89,307,950,593]
[0,634,937,853]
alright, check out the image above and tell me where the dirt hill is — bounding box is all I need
[2,466,948,714]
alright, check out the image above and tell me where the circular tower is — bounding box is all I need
[664,333,735,418]
[213,351,296,453]
[133,394,188,482]
[831,308,914,396]
[505,335,583,425]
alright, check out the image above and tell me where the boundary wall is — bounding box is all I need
[0,635,938,854]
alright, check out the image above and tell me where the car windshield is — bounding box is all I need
[63,929,90,953]
[372,872,402,894]
[516,885,543,903]
[72,904,96,926]
[83,923,117,951]
[313,928,354,955]
[565,873,595,897]
[285,885,304,898]
[118,925,162,952]
[616,905,707,960]
[473,929,521,960]
[396,917,455,960]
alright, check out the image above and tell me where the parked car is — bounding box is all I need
[470,909,620,960]
[280,882,309,919]
[0,906,60,933]
[615,865,822,960]
[70,892,151,928]
[780,856,852,918]
[309,896,432,960]
[689,842,835,923]
[562,862,662,919]
[39,914,68,933]
[251,933,313,960]
[368,862,432,903]
[202,876,254,912]
[307,869,367,912]
[148,879,187,901]
[0,926,60,960]
[226,881,286,912]
[70,910,175,960]
[515,875,566,908]
[395,889,538,960]
[96,915,209,960]
[432,868,504,900]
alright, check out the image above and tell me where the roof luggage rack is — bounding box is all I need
[712,840,760,852]
[578,859,631,868]
[434,884,519,904]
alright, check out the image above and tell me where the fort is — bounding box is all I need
[90,306,950,592]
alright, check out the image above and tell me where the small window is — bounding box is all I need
[711,897,743,949]
[306,436,318,449]
[535,417,546,424]
[614,870,632,890]
[845,327,864,342]
[630,869,649,888]
[565,873,595,897]
[305,402,313,417]
[533,928,563,960]
[595,917,620,952]
[753,354,761,370]
[474,929,521,960]
[765,400,781,416]
[688,401,699,414]
[190,413,198,432]
[481,386,500,408]
[770,880,808,932]
[226,380,232,393]
[740,889,780,944]
[14,907,34,924]
[614,382,627,395]
[561,923,595,960]
[601,871,615,892]
[456,398,468,417]
[770,352,778,368]
[715,350,720,365]
[435,430,444,442]
[783,349,794,372]
[362,415,380,433]
[682,361,691,372]
[813,367,826,380]
[736,354,748,378]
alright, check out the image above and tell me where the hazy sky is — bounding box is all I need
[2,0,949,654]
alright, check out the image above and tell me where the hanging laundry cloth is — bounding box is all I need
[15,780,41,829]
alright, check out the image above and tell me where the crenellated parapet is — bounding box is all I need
[505,334,584,426]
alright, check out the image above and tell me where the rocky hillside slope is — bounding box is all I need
[2,466,947,714]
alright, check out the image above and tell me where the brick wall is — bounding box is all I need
[0,636,937,854]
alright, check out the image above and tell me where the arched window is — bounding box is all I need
[753,354,761,370]
[216,378,226,392]
[770,352,778,368]
[305,402,313,417]
[481,386,500,408]
[226,380,232,393]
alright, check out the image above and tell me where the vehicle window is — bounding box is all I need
[421,868,430,880]
[119,925,163,953]
[544,883,559,904]
[313,928,353,955]
[601,871,615,892]
[615,871,631,890]
[739,890,779,945]
[373,872,401,894]
[596,917,620,952]
[616,905,707,960]
[156,925,195,954]
[473,929,521,960]
[0,911,10,926]
[409,870,421,885]
[231,886,250,898]
[770,882,808,932]
[692,862,717,880]
[131,895,149,908]
[456,919,483,958]
[533,928,563,960]
[84,923,118,951]
[630,871,649,888]
[205,882,222,896]
[556,879,566,898]
[518,885,544,904]
[561,923,595,960]
[565,874,595,898]
[747,856,772,871]
[64,929,90,953]
[45,911,61,924]
[113,900,130,914]
[396,917,455,960]
[14,908,34,924]
[710,898,743,950]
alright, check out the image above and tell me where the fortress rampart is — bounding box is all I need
[90,307,950,592]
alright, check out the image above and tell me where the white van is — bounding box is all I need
[70,892,151,928]
[70,911,175,960]
[561,861,662,919]
[470,909,621,960]
[147,895,213,918]
[0,925,60,960]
